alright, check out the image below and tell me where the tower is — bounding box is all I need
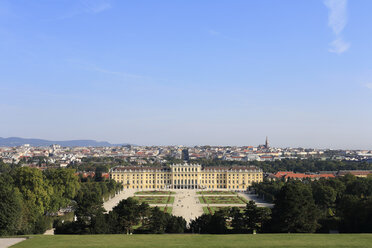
[265,136,269,149]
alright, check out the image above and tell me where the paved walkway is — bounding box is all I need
[43,228,55,235]
[0,238,26,248]
[103,189,137,212]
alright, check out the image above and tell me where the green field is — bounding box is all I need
[132,196,174,204]
[197,191,236,195]
[199,196,247,204]
[12,234,372,248]
[135,191,175,195]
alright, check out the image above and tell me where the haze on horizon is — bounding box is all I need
[0,0,372,150]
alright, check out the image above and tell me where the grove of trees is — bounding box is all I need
[55,197,187,234]
[0,164,122,236]
[253,174,372,233]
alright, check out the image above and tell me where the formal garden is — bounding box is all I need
[135,191,176,195]
[133,196,175,204]
[199,196,247,204]
[196,191,236,195]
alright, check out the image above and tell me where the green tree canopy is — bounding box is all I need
[271,181,319,233]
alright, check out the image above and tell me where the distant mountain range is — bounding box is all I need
[0,137,131,147]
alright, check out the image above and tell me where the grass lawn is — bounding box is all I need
[199,196,247,204]
[203,206,245,214]
[135,191,175,195]
[12,234,372,248]
[167,196,174,204]
[132,196,174,204]
[197,191,236,195]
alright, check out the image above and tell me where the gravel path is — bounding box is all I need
[0,238,26,248]
[238,192,274,208]
[172,190,203,224]
[103,189,137,212]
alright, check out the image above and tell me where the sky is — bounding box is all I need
[1,0,372,149]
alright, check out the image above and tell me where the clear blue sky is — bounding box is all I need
[1,0,372,149]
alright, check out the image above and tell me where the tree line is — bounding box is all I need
[69,157,372,174]
[55,197,187,234]
[55,196,270,235]
[193,158,372,173]
[0,164,122,236]
[253,174,372,233]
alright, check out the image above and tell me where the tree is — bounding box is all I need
[138,202,150,227]
[90,212,110,234]
[12,167,53,233]
[112,198,144,234]
[271,182,319,233]
[243,201,271,233]
[208,210,227,234]
[44,168,80,212]
[337,194,372,233]
[312,183,336,210]
[189,214,212,234]
[230,207,245,233]
[75,191,105,233]
[0,175,23,235]
[165,216,187,233]
[147,207,168,234]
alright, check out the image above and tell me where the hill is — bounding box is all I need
[0,137,130,147]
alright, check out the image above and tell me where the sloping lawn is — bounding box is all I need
[12,234,372,248]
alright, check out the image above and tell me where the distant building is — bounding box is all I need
[271,171,335,181]
[337,170,372,178]
[182,149,189,161]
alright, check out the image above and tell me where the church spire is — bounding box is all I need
[265,136,269,148]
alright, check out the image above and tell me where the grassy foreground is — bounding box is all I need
[12,234,372,248]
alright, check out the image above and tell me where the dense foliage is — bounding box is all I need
[193,158,372,173]
[0,163,122,236]
[68,157,372,174]
[253,175,372,233]
[189,201,270,234]
[55,197,187,234]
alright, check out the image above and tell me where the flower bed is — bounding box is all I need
[135,191,175,195]
[133,196,174,204]
[199,196,246,204]
[197,191,236,195]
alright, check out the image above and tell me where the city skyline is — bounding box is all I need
[1,0,372,149]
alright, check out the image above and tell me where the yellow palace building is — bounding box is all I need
[109,163,263,190]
